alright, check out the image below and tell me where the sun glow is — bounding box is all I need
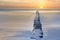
[38,0,47,8]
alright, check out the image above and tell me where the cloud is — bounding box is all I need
[0,0,60,8]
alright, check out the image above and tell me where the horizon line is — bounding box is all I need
[0,8,60,11]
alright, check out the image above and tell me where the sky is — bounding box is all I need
[0,0,60,8]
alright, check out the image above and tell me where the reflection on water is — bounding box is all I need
[0,10,60,40]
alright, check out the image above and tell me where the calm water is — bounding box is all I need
[0,10,60,40]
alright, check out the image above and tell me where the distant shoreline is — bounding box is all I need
[0,8,60,11]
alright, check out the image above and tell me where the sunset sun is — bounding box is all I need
[38,0,47,8]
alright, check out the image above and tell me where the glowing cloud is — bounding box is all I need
[0,0,60,8]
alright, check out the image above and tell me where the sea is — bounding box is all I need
[0,8,60,40]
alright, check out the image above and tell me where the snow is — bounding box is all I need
[4,30,47,40]
[6,31,36,40]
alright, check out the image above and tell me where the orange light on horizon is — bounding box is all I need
[37,0,47,9]
[0,0,60,8]
[37,0,60,9]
